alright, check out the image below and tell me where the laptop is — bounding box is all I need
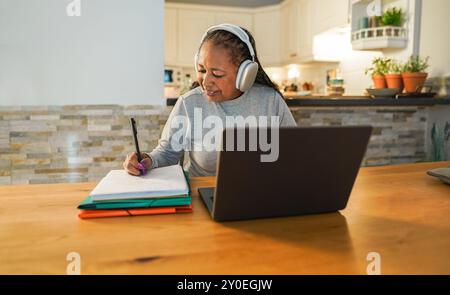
[198,126,372,222]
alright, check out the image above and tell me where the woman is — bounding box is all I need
[123,23,296,177]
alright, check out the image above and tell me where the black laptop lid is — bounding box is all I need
[211,126,372,221]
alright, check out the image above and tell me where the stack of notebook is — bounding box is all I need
[77,165,192,219]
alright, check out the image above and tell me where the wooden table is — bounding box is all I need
[0,162,449,274]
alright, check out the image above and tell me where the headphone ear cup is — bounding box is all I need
[236,60,259,92]
[194,53,199,72]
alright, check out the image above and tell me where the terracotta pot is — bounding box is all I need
[385,73,404,93]
[402,72,428,93]
[372,75,387,89]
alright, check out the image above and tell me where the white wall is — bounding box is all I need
[420,0,450,78]
[0,0,164,106]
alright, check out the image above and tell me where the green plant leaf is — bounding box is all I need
[381,7,404,27]
[403,55,430,73]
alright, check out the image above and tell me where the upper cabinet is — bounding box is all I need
[176,9,215,67]
[298,0,313,60]
[280,0,300,64]
[164,0,351,67]
[282,0,349,64]
[214,11,253,32]
[165,4,256,67]
[311,0,350,35]
[254,8,281,67]
[164,8,178,66]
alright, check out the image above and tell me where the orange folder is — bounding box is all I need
[78,204,193,219]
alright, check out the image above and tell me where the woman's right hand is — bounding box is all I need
[123,152,152,176]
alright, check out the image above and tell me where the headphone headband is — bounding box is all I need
[200,23,255,62]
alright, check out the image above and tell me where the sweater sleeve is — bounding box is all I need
[148,97,188,168]
[277,95,297,127]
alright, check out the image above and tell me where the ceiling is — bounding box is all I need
[165,0,283,8]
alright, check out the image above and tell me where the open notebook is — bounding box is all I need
[90,165,189,201]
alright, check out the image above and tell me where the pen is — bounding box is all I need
[130,118,147,175]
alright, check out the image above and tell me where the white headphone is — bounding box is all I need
[194,23,259,92]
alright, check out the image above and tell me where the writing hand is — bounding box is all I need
[123,152,152,176]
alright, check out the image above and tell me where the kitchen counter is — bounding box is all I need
[284,95,450,107]
[166,95,450,107]
[164,95,449,167]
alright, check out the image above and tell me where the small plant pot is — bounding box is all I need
[385,73,404,93]
[372,75,387,89]
[402,72,428,93]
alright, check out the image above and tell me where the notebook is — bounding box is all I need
[90,165,189,201]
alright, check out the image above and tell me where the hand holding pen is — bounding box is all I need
[123,152,152,176]
[122,118,152,176]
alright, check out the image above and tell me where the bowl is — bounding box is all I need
[297,91,311,96]
[366,88,400,98]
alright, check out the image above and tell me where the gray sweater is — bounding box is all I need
[148,84,297,176]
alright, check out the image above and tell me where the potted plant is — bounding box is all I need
[385,59,404,92]
[381,8,404,26]
[402,55,430,93]
[380,7,405,37]
[365,57,391,89]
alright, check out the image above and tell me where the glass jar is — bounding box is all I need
[327,79,345,96]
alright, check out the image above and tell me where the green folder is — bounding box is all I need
[78,168,192,210]
[78,195,191,210]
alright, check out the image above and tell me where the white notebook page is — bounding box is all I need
[90,165,189,201]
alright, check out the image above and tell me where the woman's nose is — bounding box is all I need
[203,72,214,87]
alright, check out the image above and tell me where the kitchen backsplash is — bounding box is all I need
[2,103,444,185]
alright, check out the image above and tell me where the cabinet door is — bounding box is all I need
[280,0,299,63]
[177,9,215,67]
[325,0,349,29]
[164,8,178,66]
[214,12,253,33]
[312,0,349,34]
[298,0,312,60]
[254,10,280,66]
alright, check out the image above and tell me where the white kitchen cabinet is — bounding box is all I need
[177,9,215,67]
[253,9,280,67]
[297,0,349,63]
[214,12,253,32]
[164,0,349,68]
[280,0,300,63]
[165,4,254,67]
[312,0,350,35]
[298,0,313,60]
[164,8,178,66]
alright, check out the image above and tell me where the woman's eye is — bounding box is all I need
[197,69,223,78]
